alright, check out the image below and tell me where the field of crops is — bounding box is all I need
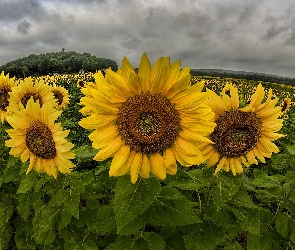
[1,56,295,250]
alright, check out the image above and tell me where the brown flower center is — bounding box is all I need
[52,90,64,105]
[117,93,181,154]
[25,122,56,159]
[210,110,261,158]
[0,85,11,111]
[21,93,43,107]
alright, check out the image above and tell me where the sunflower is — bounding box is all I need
[0,71,15,123]
[5,98,75,178]
[201,83,285,175]
[7,77,56,114]
[79,53,216,183]
[50,83,70,110]
[77,80,86,89]
[280,97,291,115]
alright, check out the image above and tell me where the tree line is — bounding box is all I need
[191,69,295,86]
[0,50,118,78]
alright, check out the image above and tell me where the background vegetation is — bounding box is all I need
[0,50,118,78]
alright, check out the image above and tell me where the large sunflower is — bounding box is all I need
[7,77,56,114]
[79,53,216,183]
[0,71,15,123]
[5,98,75,178]
[201,83,285,175]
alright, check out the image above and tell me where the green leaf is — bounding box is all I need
[106,236,136,250]
[285,170,295,185]
[143,186,200,226]
[17,193,34,221]
[81,204,116,234]
[64,239,98,250]
[0,224,12,250]
[73,145,98,162]
[113,176,161,233]
[183,221,224,250]
[287,145,295,155]
[107,234,165,250]
[252,171,284,189]
[119,217,143,236]
[164,169,204,190]
[17,175,37,193]
[275,212,295,238]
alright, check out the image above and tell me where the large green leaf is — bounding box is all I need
[183,221,224,250]
[113,176,161,233]
[107,233,165,250]
[143,186,200,226]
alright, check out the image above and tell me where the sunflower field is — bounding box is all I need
[0,54,295,250]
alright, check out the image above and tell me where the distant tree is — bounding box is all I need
[0,51,118,77]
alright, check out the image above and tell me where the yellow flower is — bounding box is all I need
[79,53,216,183]
[5,98,75,178]
[0,71,15,123]
[280,97,291,115]
[202,83,285,175]
[50,83,70,110]
[7,77,56,114]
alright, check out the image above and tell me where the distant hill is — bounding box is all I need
[0,50,118,78]
[191,68,295,86]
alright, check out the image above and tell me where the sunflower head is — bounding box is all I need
[51,84,70,110]
[79,53,216,183]
[280,97,291,115]
[0,71,16,123]
[7,77,57,114]
[5,97,75,178]
[202,83,285,175]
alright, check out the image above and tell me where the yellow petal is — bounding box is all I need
[161,60,181,94]
[207,151,220,167]
[250,84,265,108]
[166,68,191,99]
[176,92,208,110]
[138,53,152,93]
[130,152,143,184]
[113,150,136,177]
[139,154,150,178]
[214,156,226,175]
[150,153,166,180]
[109,145,130,176]
[163,148,177,175]
[89,126,118,149]
[179,130,214,144]
[94,137,123,161]
[78,114,117,130]
[149,57,164,94]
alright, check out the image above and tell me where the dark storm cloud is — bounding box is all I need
[17,20,31,34]
[0,0,295,77]
[0,0,43,22]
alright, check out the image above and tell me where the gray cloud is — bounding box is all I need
[0,0,43,22]
[0,0,295,77]
[17,20,31,34]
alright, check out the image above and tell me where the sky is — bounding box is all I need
[1,0,295,78]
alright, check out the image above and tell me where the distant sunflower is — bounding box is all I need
[201,83,285,175]
[77,80,86,89]
[79,53,216,183]
[7,77,56,114]
[50,83,69,110]
[280,97,291,115]
[5,98,75,178]
[0,71,15,123]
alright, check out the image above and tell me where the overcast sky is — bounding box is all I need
[1,0,295,77]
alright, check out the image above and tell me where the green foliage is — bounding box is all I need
[1,75,295,249]
[0,50,118,77]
